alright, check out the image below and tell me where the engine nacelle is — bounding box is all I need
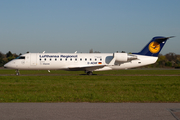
[113,53,128,62]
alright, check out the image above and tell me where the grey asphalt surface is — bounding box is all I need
[0,103,179,120]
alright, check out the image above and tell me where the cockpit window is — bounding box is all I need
[16,56,25,59]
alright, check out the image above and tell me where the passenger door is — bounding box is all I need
[30,54,37,66]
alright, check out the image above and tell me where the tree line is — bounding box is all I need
[0,51,20,67]
[148,53,180,68]
[0,51,180,68]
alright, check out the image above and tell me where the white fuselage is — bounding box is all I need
[4,36,172,75]
[4,53,158,72]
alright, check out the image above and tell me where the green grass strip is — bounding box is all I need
[0,75,180,102]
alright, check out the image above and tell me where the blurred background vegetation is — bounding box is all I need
[0,51,19,67]
[147,53,180,68]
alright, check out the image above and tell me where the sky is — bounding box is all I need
[0,0,180,55]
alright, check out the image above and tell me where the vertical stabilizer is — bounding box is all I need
[132,36,174,57]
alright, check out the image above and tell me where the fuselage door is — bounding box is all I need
[30,54,37,66]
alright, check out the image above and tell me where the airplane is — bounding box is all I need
[4,36,174,75]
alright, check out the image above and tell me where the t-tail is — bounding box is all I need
[132,36,174,56]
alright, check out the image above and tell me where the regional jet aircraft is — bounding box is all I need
[4,36,174,75]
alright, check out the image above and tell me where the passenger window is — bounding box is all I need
[60,58,62,61]
[95,59,97,61]
[75,58,77,61]
[80,58,82,61]
[90,59,92,61]
[100,59,102,61]
[40,59,41,61]
[45,58,46,61]
[50,59,51,61]
[55,58,57,61]
[65,59,67,61]
[85,58,87,61]
[70,58,72,61]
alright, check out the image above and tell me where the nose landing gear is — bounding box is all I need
[16,69,20,76]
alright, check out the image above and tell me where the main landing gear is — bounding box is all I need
[16,69,20,76]
[85,71,93,75]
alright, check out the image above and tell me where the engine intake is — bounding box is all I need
[109,53,138,65]
[113,53,138,62]
[113,53,128,62]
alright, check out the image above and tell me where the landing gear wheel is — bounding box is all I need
[87,71,93,75]
[16,70,20,76]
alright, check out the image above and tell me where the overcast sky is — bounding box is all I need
[1,0,180,55]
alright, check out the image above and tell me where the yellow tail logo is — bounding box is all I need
[149,41,160,53]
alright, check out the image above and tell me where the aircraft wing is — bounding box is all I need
[68,65,105,71]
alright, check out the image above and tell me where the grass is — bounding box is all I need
[0,69,180,102]
[1,68,180,75]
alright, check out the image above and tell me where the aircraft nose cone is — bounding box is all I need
[4,61,17,69]
[4,62,13,69]
[4,63,8,68]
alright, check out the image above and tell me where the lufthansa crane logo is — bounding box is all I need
[149,41,160,53]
